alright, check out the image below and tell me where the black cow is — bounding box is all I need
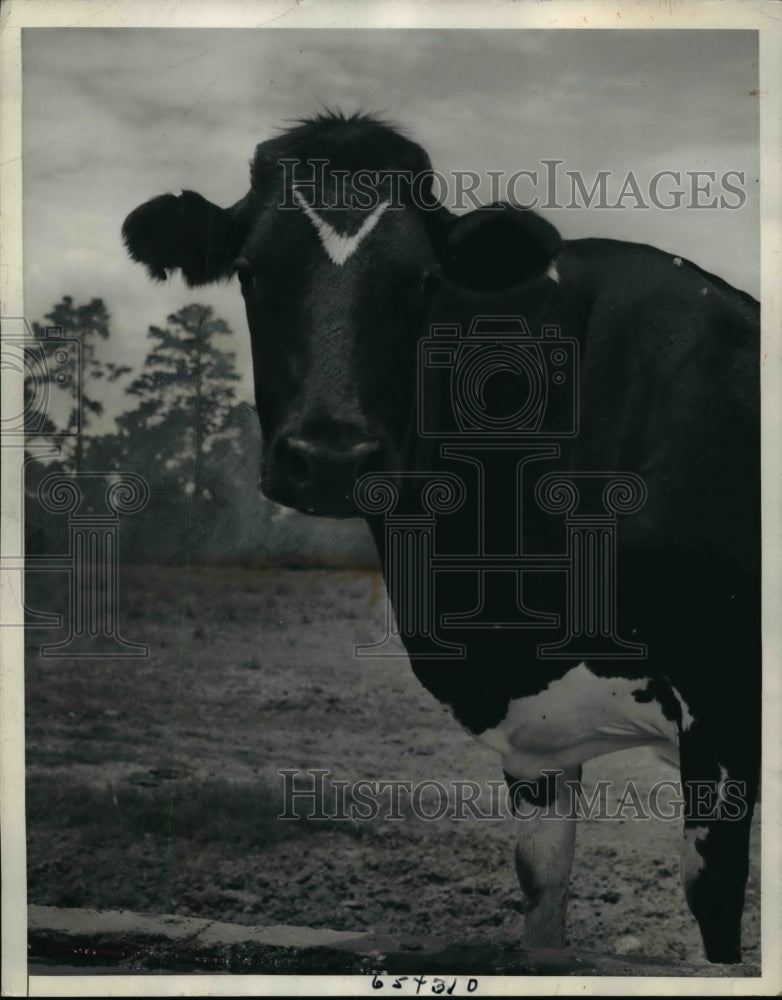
[123,112,760,964]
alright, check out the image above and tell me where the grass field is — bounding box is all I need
[24,564,760,966]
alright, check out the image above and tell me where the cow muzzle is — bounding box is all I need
[261,425,391,517]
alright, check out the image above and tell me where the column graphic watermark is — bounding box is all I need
[1,315,148,657]
[34,472,149,658]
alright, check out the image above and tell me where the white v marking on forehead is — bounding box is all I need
[292,186,391,266]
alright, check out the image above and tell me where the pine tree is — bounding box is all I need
[118,304,244,559]
[25,297,131,557]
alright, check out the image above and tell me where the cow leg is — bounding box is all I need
[679,734,759,963]
[504,765,581,948]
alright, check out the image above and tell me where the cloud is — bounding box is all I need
[21,26,760,415]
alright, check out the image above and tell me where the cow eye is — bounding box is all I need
[233,258,256,292]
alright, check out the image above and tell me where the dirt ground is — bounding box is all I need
[24,564,760,969]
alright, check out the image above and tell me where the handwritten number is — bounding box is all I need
[371,973,478,994]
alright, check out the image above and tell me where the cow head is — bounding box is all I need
[122,112,561,516]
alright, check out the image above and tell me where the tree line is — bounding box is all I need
[23,296,376,566]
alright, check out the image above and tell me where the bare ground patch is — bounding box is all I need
[25,564,760,967]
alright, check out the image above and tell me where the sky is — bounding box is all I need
[22,27,759,412]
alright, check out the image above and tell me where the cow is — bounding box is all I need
[122,111,760,965]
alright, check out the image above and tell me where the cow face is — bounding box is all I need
[122,113,561,516]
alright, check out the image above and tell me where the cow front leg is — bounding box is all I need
[504,764,581,948]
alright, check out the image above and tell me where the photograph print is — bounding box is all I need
[5,3,779,993]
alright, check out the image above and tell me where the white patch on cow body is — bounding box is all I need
[546,260,560,283]
[681,825,710,887]
[293,187,390,266]
[474,662,679,778]
[673,256,683,266]
[700,286,709,296]
[669,684,696,732]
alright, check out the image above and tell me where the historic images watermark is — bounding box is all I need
[279,159,748,212]
[1,315,148,657]
[278,768,750,823]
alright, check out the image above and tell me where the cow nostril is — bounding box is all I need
[273,432,389,504]
[277,437,313,485]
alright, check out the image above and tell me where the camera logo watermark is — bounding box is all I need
[419,317,578,439]
[1,318,81,437]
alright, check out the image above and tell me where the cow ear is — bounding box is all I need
[438,203,562,292]
[122,190,247,286]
